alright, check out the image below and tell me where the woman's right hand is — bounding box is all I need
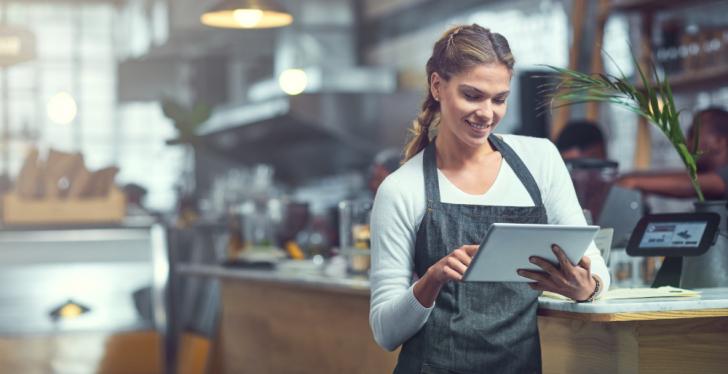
[427,244,480,285]
[414,245,479,307]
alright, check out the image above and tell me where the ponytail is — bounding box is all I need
[403,94,440,162]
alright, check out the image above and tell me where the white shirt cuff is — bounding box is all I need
[407,283,435,314]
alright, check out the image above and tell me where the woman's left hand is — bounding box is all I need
[518,244,597,301]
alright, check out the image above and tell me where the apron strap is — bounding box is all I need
[423,135,545,207]
[423,141,440,205]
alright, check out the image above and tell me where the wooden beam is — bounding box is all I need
[634,10,654,170]
[586,0,611,122]
[551,0,588,140]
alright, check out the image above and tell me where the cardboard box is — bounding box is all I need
[2,187,126,226]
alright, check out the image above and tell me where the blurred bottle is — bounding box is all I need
[681,25,701,72]
[656,19,683,74]
[703,28,722,68]
[227,212,244,260]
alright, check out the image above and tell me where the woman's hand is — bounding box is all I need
[413,244,479,307]
[427,244,479,285]
[518,244,597,301]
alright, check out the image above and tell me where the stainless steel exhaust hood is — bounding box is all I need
[195,69,416,183]
[193,0,412,183]
[184,0,420,183]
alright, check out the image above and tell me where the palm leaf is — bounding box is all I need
[541,52,705,201]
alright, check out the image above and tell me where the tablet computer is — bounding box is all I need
[462,223,600,282]
[625,212,720,257]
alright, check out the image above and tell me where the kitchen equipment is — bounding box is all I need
[338,198,371,275]
[565,158,619,222]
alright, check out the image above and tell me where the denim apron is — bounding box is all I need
[394,135,548,374]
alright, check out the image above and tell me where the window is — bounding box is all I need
[1,2,181,211]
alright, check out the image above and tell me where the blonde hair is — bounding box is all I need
[402,24,515,162]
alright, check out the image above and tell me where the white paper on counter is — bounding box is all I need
[541,286,701,301]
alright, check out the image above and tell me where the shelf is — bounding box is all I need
[637,64,728,91]
[668,65,728,91]
[611,0,725,12]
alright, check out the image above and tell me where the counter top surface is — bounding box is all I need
[177,263,371,294]
[538,287,728,320]
[179,264,728,320]
[0,220,157,233]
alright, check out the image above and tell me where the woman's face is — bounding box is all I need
[431,63,511,149]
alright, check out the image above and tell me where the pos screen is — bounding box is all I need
[626,213,720,257]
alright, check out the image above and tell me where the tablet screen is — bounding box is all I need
[638,221,708,248]
[626,212,720,257]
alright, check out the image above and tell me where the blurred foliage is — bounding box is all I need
[160,98,212,144]
[544,53,705,201]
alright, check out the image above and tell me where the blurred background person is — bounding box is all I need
[555,119,608,161]
[555,119,617,224]
[618,107,728,200]
[367,148,402,195]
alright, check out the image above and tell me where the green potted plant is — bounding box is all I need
[160,98,213,226]
[544,57,728,288]
[160,97,212,146]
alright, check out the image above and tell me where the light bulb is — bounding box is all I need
[233,9,263,28]
[278,69,308,96]
[47,92,77,125]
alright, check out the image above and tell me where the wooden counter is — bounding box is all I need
[179,265,396,373]
[215,277,396,373]
[182,265,728,374]
[538,288,728,374]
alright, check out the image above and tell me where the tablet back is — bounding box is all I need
[597,186,643,247]
[463,223,599,282]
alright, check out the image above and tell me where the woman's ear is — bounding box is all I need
[430,72,442,101]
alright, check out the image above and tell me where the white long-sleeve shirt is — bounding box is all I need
[369,134,611,351]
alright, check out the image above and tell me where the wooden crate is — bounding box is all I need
[2,187,126,225]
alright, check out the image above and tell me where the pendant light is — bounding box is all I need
[201,0,293,29]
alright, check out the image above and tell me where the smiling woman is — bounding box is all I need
[402,24,515,161]
[368,24,611,374]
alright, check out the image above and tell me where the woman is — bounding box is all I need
[369,24,610,373]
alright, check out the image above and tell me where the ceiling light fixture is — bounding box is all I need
[201,0,293,29]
